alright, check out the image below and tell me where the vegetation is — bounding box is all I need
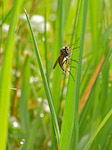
[0,0,112,150]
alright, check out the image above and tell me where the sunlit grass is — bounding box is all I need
[0,0,112,150]
[0,1,23,150]
[24,8,60,143]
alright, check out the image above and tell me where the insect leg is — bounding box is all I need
[65,69,75,81]
[61,65,75,81]
[70,59,79,64]
[69,70,75,81]
[68,38,80,47]
[62,58,68,65]
[65,63,77,69]
[69,46,80,50]
[62,57,77,69]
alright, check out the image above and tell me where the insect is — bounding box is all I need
[53,44,79,81]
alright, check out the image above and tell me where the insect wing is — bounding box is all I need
[53,54,61,69]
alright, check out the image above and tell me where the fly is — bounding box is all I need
[53,44,79,81]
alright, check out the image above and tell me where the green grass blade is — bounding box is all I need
[3,0,8,12]
[89,0,99,47]
[0,8,12,28]
[84,109,112,150]
[20,55,31,149]
[69,0,89,149]
[58,1,83,150]
[44,9,49,84]
[44,9,49,85]
[70,0,81,44]
[52,0,63,115]
[0,1,23,150]
[79,49,112,129]
[27,99,44,150]
[24,9,60,143]
[63,0,72,27]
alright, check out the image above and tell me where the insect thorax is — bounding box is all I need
[60,46,69,56]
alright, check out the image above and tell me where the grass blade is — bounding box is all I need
[27,99,44,150]
[0,8,12,28]
[84,109,112,150]
[58,1,83,150]
[69,0,89,149]
[24,9,60,143]
[79,56,105,114]
[20,55,31,149]
[0,1,23,150]
[52,0,63,115]
[89,0,99,47]
[70,0,81,44]
[44,8,49,85]
[63,0,72,27]
[79,49,112,129]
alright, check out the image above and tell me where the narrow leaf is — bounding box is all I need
[24,9,60,143]
[84,109,112,150]
[0,0,23,149]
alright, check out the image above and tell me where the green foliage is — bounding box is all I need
[24,8,60,143]
[0,0,112,150]
[52,0,64,115]
[20,55,31,149]
[0,1,23,150]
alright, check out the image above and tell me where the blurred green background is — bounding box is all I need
[0,0,112,150]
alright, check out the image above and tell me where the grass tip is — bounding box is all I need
[24,8,27,14]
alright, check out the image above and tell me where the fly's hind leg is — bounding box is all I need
[61,65,75,82]
[65,63,77,69]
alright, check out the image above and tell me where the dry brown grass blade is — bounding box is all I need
[12,76,21,116]
[109,76,112,82]
[79,55,105,114]
[0,55,3,65]
[28,98,38,110]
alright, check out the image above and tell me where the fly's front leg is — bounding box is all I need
[69,53,72,57]
[62,53,72,65]
[62,57,77,69]
[67,53,79,64]
[70,59,79,64]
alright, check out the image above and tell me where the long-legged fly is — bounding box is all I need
[53,43,79,81]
